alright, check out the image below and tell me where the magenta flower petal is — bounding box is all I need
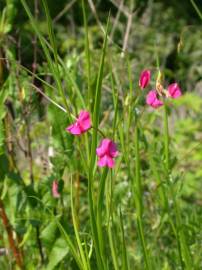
[139,69,151,89]
[97,156,115,168]
[168,83,182,99]
[66,110,91,135]
[109,141,119,158]
[66,123,82,135]
[106,156,115,168]
[96,139,111,157]
[78,110,90,121]
[96,147,104,158]
[78,111,90,124]
[52,180,60,198]
[98,156,108,167]
[146,90,163,109]
[78,111,91,132]
[146,90,156,105]
[152,98,163,108]
[96,138,118,168]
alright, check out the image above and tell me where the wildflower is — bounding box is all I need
[52,180,60,198]
[139,70,151,89]
[96,139,118,168]
[146,90,163,108]
[145,68,182,109]
[66,110,91,135]
[167,83,182,99]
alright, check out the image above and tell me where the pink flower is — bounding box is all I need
[96,139,118,168]
[52,180,60,198]
[139,69,151,89]
[66,110,91,135]
[167,83,182,99]
[146,90,163,108]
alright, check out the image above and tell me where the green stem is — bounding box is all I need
[106,169,119,270]
[87,14,110,270]
[71,179,89,270]
[135,126,142,216]
[163,105,192,269]
[190,0,202,20]
[88,178,103,269]
[137,217,150,270]
[96,167,108,269]
[134,125,151,269]
[149,150,168,210]
[81,0,92,111]
[163,106,170,174]
[119,209,129,270]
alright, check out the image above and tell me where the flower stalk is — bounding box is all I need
[163,105,192,269]
[134,123,151,270]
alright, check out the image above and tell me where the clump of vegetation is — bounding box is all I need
[0,0,202,269]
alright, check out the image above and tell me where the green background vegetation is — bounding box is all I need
[0,0,202,269]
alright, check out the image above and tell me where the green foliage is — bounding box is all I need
[46,238,69,270]
[0,0,201,269]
